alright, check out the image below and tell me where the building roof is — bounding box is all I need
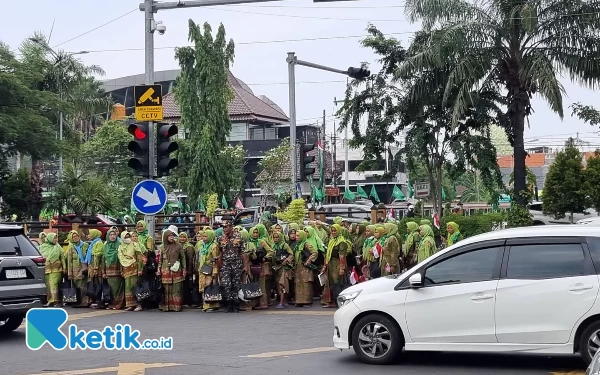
[497,153,546,168]
[163,71,289,124]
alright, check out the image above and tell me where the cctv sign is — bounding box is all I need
[134,84,164,122]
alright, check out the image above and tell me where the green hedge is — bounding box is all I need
[395,213,504,240]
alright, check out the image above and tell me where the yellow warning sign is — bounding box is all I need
[134,84,163,122]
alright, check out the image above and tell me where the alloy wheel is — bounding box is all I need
[357,321,392,359]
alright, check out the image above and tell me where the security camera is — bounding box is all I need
[153,21,166,35]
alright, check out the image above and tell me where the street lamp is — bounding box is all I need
[28,37,89,178]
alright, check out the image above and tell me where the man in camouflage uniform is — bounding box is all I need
[218,219,244,313]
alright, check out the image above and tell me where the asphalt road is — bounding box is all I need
[0,306,589,375]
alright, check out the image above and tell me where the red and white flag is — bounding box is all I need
[349,267,359,285]
[235,197,244,209]
[317,140,324,150]
[372,242,382,258]
[432,212,440,229]
[387,209,395,220]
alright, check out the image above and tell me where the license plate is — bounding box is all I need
[6,269,27,279]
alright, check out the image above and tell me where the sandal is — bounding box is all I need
[134,306,143,312]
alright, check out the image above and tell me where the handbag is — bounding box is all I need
[250,265,262,275]
[203,280,222,302]
[101,279,111,304]
[241,275,263,300]
[61,281,78,303]
[200,264,213,275]
[134,279,153,302]
[86,277,102,299]
[169,260,180,273]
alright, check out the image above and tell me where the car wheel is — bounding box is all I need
[0,315,25,334]
[351,314,403,365]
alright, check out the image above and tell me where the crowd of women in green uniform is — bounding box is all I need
[35,217,463,312]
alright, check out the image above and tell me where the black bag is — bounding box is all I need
[62,281,78,303]
[101,279,111,304]
[134,279,153,302]
[241,276,262,300]
[370,261,382,279]
[86,277,102,300]
[203,280,222,302]
[200,264,213,275]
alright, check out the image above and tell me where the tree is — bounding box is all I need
[585,151,600,215]
[82,120,131,178]
[542,138,587,222]
[1,169,31,220]
[400,0,600,207]
[219,145,246,201]
[276,199,306,224]
[174,21,235,200]
[256,138,293,203]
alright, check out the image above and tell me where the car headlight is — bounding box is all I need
[337,290,362,307]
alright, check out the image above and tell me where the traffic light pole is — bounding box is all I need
[144,0,156,239]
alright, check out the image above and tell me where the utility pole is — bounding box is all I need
[143,0,156,237]
[333,97,349,192]
[322,110,326,146]
[332,128,337,187]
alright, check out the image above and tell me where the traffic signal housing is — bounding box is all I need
[298,142,316,182]
[156,123,179,177]
[127,122,150,177]
[347,67,371,80]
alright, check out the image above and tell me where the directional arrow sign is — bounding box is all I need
[131,180,167,215]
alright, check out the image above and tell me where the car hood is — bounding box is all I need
[340,274,403,296]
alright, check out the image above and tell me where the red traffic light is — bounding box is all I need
[128,123,148,140]
[134,128,146,140]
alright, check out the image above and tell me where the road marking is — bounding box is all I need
[19,309,124,329]
[27,362,183,375]
[549,371,586,375]
[242,347,338,358]
[249,310,335,316]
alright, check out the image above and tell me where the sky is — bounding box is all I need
[3,0,600,152]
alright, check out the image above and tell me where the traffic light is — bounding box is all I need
[127,122,150,177]
[156,123,179,177]
[347,67,371,80]
[298,142,316,182]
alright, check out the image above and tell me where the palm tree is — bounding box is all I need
[400,0,600,206]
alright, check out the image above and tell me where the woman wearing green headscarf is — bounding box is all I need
[361,225,377,279]
[238,228,255,311]
[271,231,294,308]
[179,232,196,307]
[118,232,144,311]
[157,229,186,312]
[315,220,329,242]
[248,224,273,309]
[419,219,431,226]
[87,229,105,308]
[445,222,463,246]
[380,223,400,276]
[66,230,91,308]
[135,220,154,252]
[417,225,437,263]
[103,229,124,309]
[39,233,63,307]
[403,222,421,270]
[294,230,317,307]
[305,226,325,253]
[322,224,349,308]
[198,229,220,312]
[353,224,367,257]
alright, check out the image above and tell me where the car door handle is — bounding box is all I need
[569,284,594,292]
[470,293,494,301]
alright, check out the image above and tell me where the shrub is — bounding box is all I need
[395,213,504,240]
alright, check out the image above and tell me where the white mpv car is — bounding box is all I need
[333,225,600,365]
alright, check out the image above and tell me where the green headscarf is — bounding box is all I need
[383,222,398,240]
[136,220,151,250]
[295,230,307,263]
[38,232,47,241]
[305,226,324,253]
[89,229,104,256]
[333,216,343,225]
[239,228,249,242]
[419,224,436,252]
[118,231,139,268]
[446,222,461,246]
[199,230,216,267]
[39,233,62,263]
[103,229,119,264]
[326,224,346,263]
[249,224,269,248]
[420,219,431,226]
[195,229,205,251]
[179,232,193,250]
[362,225,377,259]
[405,222,420,254]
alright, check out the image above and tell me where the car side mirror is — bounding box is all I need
[409,273,423,288]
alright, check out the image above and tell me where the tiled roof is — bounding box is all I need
[256,148,336,181]
[163,71,288,123]
[497,153,546,168]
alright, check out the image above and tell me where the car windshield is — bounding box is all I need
[0,230,40,256]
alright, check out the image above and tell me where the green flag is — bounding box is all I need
[198,199,206,212]
[392,185,405,200]
[318,141,325,190]
[185,204,191,213]
[315,187,324,202]
[442,187,446,200]
[343,187,356,201]
[221,195,228,209]
[177,200,183,210]
[407,182,414,198]
[356,185,368,199]
[369,185,380,203]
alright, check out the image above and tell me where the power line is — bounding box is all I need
[204,7,408,22]
[52,8,138,48]
[67,32,413,54]
[100,80,348,89]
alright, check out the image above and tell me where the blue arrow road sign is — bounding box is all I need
[131,180,168,215]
